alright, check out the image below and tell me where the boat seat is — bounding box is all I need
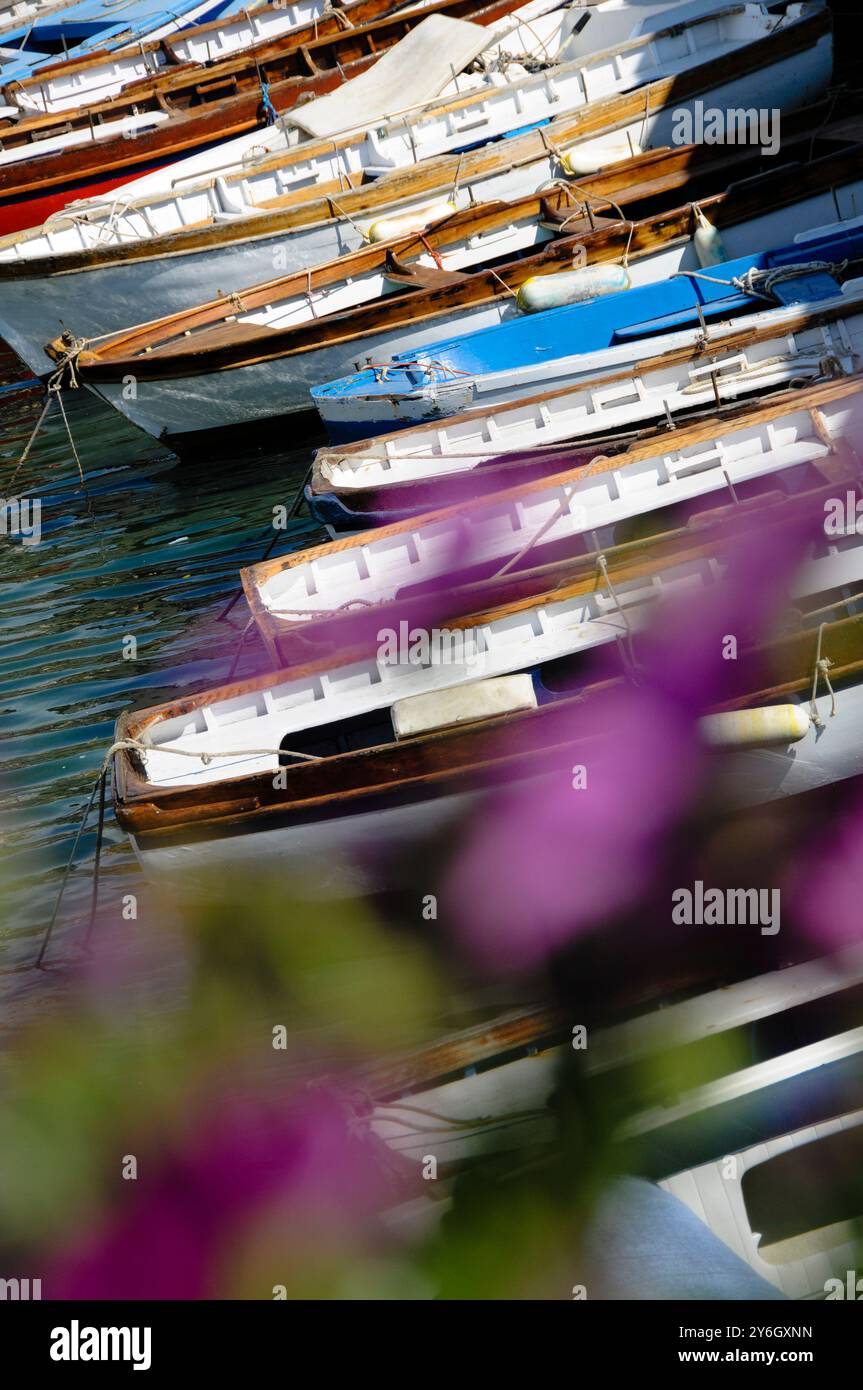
[770,271,843,305]
[743,1123,863,1247]
[383,254,470,291]
[612,294,755,342]
[392,676,537,740]
[612,273,842,343]
[193,76,240,102]
[147,319,280,360]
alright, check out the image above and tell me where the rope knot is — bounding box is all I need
[809,624,837,726]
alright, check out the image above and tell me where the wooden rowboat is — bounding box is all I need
[310,219,863,440]
[308,304,863,528]
[113,575,863,893]
[6,0,695,116]
[3,0,402,113]
[364,961,863,1303]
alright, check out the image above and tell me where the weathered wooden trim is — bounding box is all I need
[114,605,863,841]
[69,137,863,382]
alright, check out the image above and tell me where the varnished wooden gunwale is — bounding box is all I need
[0,0,526,200]
[0,9,832,277]
[362,1006,572,1103]
[70,134,863,382]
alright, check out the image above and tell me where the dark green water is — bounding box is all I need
[0,343,321,1011]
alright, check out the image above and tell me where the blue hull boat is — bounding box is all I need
[0,0,244,81]
[311,223,863,443]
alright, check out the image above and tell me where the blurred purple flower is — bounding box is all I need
[791,788,863,953]
[46,1088,397,1299]
[441,489,823,971]
[444,684,703,969]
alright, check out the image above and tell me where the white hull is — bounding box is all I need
[252,374,863,619]
[720,685,863,807]
[314,274,859,438]
[89,177,863,442]
[131,784,478,893]
[319,310,863,493]
[92,300,510,440]
[0,26,833,376]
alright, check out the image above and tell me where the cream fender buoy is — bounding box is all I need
[693,205,728,268]
[517,263,630,314]
[561,139,641,176]
[700,704,811,748]
[367,201,455,243]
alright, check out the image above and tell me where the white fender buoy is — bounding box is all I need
[693,205,728,268]
[517,262,630,313]
[700,704,811,748]
[366,201,456,244]
[561,138,641,176]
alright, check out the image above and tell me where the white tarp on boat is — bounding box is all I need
[285,15,496,140]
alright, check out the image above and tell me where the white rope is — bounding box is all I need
[673,260,852,304]
[808,622,837,728]
[108,736,322,767]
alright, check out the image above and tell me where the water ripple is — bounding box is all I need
[1,343,321,1001]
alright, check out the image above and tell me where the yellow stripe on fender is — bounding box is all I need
[700,705,811,748]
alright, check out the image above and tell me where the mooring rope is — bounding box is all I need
[673,258,858,305]
[217,461,314,622]
[9,393,54,486]
[9,369,86,489]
